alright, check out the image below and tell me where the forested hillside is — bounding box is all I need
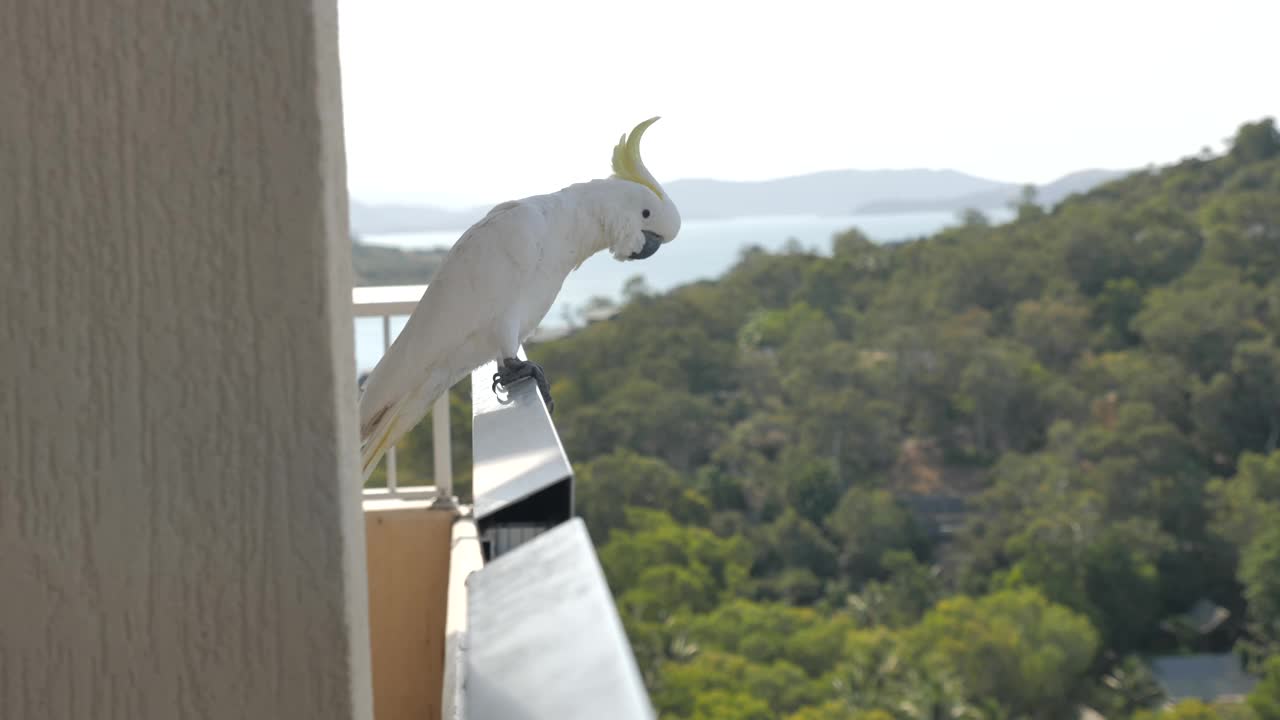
[395,119,1280,719]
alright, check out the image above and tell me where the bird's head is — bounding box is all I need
[606,117,681,261]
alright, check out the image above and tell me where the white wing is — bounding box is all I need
[356,200,551,482]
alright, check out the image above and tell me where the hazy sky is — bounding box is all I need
[337,0,1279,209]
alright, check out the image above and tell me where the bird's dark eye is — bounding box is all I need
[642,209,651,219]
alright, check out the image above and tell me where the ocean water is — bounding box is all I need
[353,211,1003,372]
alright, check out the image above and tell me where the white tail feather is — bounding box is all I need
[357,365,463,485]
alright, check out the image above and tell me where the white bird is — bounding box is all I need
[357,117,682,483]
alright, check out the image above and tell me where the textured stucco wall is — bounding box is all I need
[0,1,373,718]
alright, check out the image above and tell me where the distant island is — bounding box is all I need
[348,166,1126,236]
[349,200,485,236]
[351,239,447,286]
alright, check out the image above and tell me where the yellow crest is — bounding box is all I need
[611,116,664,200]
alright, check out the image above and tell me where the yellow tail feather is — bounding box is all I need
[360,407,401,481]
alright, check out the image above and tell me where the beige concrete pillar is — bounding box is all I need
[0,1,372,718]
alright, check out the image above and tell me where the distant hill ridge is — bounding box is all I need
[853,169,1125,214]
[350,167,1126,236]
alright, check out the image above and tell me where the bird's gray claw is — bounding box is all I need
[493,358,555,414]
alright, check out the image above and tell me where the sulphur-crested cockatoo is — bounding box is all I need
[357,117,681,483]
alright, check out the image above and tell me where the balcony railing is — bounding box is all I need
[353,284,452,499]
[355,284,655,720]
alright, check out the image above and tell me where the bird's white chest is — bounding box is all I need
[516,268,568,340]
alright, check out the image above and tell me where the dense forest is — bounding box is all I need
[388,118,1280,719]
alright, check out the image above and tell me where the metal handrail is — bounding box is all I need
[464,519,656,719]
[442,515,482,720]
[353,284,452,498]
[420,316,652,718]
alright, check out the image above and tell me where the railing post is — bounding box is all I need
[381,313,398,492]
[433,392,453,499]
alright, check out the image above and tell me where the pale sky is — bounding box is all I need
[337,0,1279,209]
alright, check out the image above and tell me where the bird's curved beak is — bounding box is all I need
[629,230,663,260]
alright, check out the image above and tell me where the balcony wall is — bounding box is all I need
[365,499,457,720]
